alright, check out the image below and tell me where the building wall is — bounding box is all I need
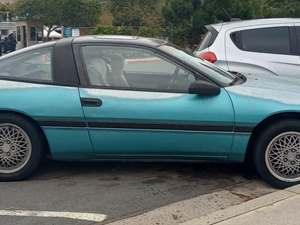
[16,20,43,49]
[0,21,16,37]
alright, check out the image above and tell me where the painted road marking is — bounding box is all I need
[0,210,107,222]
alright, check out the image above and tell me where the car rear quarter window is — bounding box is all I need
[0,47,53,83]
[231,27,292,55]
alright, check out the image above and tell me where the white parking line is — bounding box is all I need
[0,210,107,222]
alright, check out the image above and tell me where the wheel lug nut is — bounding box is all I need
[11,146,15,150]
[291,161,296,165]
[284,158,288,162]
[6,152,10,156]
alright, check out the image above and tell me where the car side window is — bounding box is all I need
[81,46,196,92]
[231,27,292,55]
[0,48,53,82]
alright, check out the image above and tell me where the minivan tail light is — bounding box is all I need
[198,51,217,64]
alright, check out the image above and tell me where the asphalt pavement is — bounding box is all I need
[0,160,275,225]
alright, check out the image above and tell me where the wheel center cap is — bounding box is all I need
[2,144,10,153]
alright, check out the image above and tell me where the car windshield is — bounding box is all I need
[159,45,235,86]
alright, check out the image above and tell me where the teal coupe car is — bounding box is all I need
[0,36,300,188]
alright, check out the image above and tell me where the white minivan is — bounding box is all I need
[194,18,300,79]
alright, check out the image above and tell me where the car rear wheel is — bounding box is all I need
[254,120,300,188]
[0,114,44,181]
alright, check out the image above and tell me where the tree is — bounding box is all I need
[162,0,195,46]
[0,2,15,22]
[162,0,300,47]
[110,0,163,27]
[262,0,300,18]
[15,0,101,40]
[162,0,264,46]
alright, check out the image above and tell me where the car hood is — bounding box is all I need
[225,73,300,105]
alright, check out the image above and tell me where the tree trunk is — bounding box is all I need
[46,26,53,41]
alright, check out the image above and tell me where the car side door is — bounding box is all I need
[76,43,234,159]
[226,24,300,80]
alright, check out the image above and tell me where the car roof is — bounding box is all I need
[72,35,168,47]
[0,36,168,60]
[210,18,300,31]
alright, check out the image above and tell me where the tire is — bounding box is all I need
[0,113,44,181]
[254,119,300,189]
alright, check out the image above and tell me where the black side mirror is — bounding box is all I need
[188,80,220,96]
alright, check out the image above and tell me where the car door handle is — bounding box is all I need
[81,98,102,107]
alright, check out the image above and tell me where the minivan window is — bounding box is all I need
[197,26,218,51]
[231,27,291,55]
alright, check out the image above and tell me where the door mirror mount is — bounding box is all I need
[188,80,221,96]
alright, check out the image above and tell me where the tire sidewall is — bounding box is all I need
[0,114,44,181]
[254,119,300,189]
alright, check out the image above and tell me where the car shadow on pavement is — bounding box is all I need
[33,159,257,182]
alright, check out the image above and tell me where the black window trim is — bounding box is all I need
[73,42,217,94]
[53,38,80,87]
[294,26,300,55]
[290,26,298,55]
[230,26,298,56]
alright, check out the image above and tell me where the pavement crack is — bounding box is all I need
[229,192,255,201]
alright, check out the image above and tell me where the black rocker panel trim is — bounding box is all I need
[87,121,233,132]
[38,120,87,128]
[38,120,254,133]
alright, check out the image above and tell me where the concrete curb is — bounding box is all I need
[105,181,274,225]
[180,184,300,225]
[106,190,244,225]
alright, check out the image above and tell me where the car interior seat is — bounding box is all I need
[109,54,129,88]
[86,58,108,86]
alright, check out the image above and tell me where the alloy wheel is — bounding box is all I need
[265,132,300,182]
[0,123,32,174]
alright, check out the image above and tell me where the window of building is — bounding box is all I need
[1,29,8,36]
[30,27,37,41]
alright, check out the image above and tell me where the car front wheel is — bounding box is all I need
[0,114,44,181]
[254,119,300,188]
